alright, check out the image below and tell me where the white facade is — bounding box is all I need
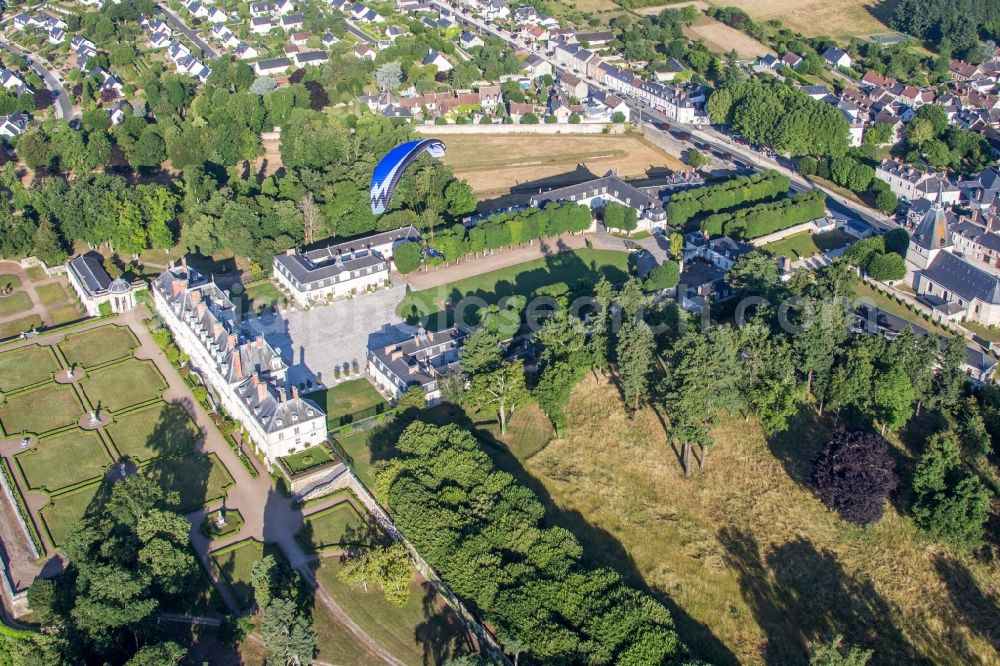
[153,261,327,463]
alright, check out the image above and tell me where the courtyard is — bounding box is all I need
[245,283,410,386]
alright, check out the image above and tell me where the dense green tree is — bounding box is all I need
[616,319,655,412]
[260,597,317,666]
[912,430,992,550]
[338,543,412,606]
[643,261,680,292]
[466,360,528,435]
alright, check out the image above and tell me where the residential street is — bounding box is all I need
[0,39,73,119]
[155,3,219,60]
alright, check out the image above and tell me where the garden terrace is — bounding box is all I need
[0,383,83,436]
[296,499,370,553]
[16,429,113,493]
[58,324,138,368]
[0,345,59,392]
[80,359,168,413]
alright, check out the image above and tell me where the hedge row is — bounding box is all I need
[667,170,790,227]
[397,203,593,272]
[701,191,827,240]
[0,458,44,557]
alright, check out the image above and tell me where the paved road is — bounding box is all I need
[156,3,219,60]
[0,40,73,119]
[435,1,897,233]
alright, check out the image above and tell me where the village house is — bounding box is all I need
[522,54,552,79]
[254,56,291,75]
[354,45,376,60]
[0,112,30,139]
[153,260,327,463]
[272,227,420,307]
[292,50,329,67]
[559,73,587,99]
[822,46,852,69]
[422,50,453,72]
[367,326,468,404]
[528,171,667,230]
[251,17,275,34]
[876,160,961,204]
[279,13,305,30]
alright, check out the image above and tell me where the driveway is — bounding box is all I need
[244,286,410,387]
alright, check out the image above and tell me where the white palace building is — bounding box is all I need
[153,259,327,463]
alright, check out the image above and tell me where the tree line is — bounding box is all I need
[707,78,851,158]
[378,420,684,665]
[700,190,827,240]
[394,203,594,273]
[667,169,790,228]
[892,0,999,59]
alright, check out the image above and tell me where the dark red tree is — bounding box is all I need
[811,428,899,525]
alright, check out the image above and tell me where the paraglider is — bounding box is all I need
[370,139,446,215]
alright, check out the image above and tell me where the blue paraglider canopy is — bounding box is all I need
[370,139,447,215]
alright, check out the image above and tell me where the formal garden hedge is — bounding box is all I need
[667,170,790,227]
[701,191,827,240]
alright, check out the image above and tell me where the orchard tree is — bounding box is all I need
[811,428,898,525]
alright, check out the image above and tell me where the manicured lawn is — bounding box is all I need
[0,383,82,436]
[81,360,167,412]
[961,320,1000,345]
[210,539,265,611]
[105,402,200,462]
[0,292,32,318]
[0,315,42,340]
[335,430,374,489]
[48,304,84,326]
[815,230,855,252]
[59,325,138,368]
[0,274,22,291]
[25,266,46,283]
[35,282,69,307]
[280,444,336,475]
[242,280,284,312]
[396,249,631,325]
[763,230,855,261]
[16,429,112,492]
[297,501,369,553]
[316,559,474,666]
[311,379,388,427]
[0,345,59,392]
[40,482,100,547]
[144,453,234,513]
[763,232,820,260]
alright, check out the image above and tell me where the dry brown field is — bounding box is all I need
[442,133,690,196]
[686,15,776,58]
[503,375,1000,665]
[705,0,891,37]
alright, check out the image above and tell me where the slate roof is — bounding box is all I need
[923,250,1000,304]
[370,325,468,389]
[912,201,954,251]
[528,171,664,219]
[951,220,1000,253]
[67,253,112,297]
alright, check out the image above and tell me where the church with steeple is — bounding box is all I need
[908,189,1000,326]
